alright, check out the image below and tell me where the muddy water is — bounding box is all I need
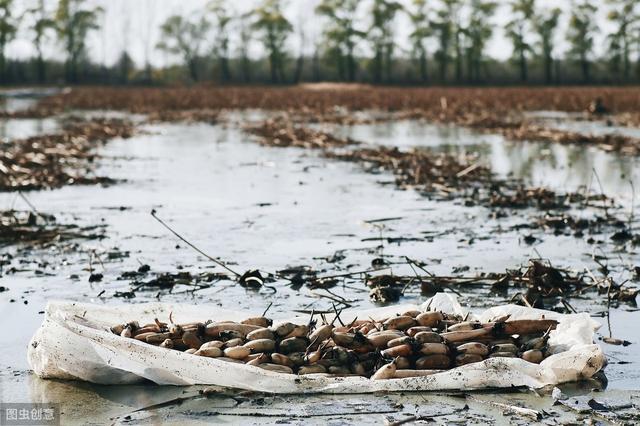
[0,110,638,424]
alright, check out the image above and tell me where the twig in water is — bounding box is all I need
[400,277,416,295]
[560,298,577,314]
[332,303,345,326]
[315,267,391,281]
[510,292,533,309]
[404,256,434,277]
[456,162,480,178]
[347,316,359,329]
[92,250,105,271]
[311,290,353,308]
[592,168,609,217]
[17,191,45,219]
[629,180,635,229]
[151,209,240,277]
[262,301,274,317]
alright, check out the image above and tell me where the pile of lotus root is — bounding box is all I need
[111,310,557,379]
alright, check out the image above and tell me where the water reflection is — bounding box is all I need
[0,118,59,140]
[330,119,640,201]
[325,119,487,148]
[0,88,60,114]
[525,111,640,139]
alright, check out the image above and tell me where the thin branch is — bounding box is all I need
[151,209,240,277]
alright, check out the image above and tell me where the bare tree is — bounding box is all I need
[292,8,306,84]
[432,0,460,83]
[141,0,156,83]
[567,1,597,83]
[407,0,432,83]
[534,7,561,84]
[464,0,497,83]
[26,0,55,83]
[118,3,132,84]
[0,0,18,82]
[209,0,232,82]
[316,0,363,81]
[370,0,403,83]
[55,0,102,83]
[156,14,210,82]
[505,0,536,82]
[606,0,639,81]
[252,0,292,84]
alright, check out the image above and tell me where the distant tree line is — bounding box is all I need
[1,0,640,86]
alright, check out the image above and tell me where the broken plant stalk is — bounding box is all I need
[150,209,241,278]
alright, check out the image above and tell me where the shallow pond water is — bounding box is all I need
[0,110,638,424]
[525,110,640,139]
[0,117,59,140]
[324,119,640,203]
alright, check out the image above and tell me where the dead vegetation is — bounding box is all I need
[29,86,640,117]
[0,117,134,192]
[0,209,104,247]
[365,259,638,308]
[146,109,220,124]
[329,146,490,195]
[14,85,639,155]
[501,125,640,155]
[245,115,631,243]
[245,116,359,149]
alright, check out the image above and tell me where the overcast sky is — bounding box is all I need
[7,0,618,68]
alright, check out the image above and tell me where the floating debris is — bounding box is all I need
[0,118,135,192]
[245,117,632,243]
[245,115,359,150]
[0,210,105,247]
[364,259,638,307]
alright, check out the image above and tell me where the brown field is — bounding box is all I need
[9,85,634,155]
[31,85,640,116]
